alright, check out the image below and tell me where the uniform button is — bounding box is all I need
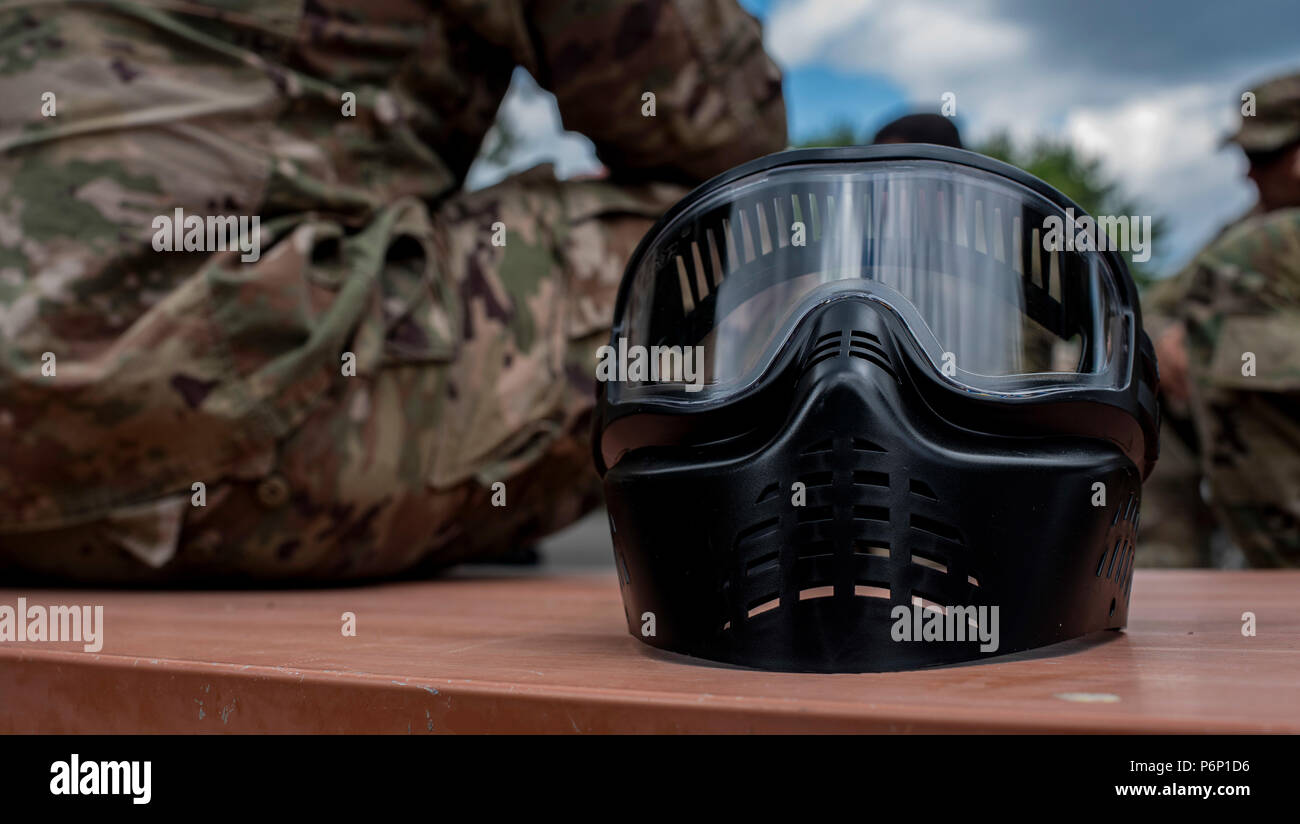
[256,474,291,509]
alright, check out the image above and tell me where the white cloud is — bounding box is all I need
[769,0,1028,90]
[764,0,1292,269]
[1064,85,1254,266]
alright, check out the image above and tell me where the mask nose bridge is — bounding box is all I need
[795,298,908,403]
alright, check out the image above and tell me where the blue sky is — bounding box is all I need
[471,0,1300,272]
[778,64,914,143]
[738,0,915,142]
[735,0,919,144]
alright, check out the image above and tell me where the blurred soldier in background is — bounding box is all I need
[872,112,964,149]
[1141,71,1300,567]
[0,0,787,582]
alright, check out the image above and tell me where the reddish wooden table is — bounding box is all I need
[1,570,1296,733]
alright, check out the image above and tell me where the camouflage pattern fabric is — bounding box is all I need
[0,0,787,581]
[1173,208,1300,568]
[1227,71,1300,153]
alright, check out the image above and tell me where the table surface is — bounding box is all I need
[1,570,1297,733]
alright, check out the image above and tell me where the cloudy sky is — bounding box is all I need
[467,0,1300,272]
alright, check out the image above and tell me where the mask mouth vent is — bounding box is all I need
[721,433,985,635]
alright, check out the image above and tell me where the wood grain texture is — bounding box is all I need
[0,570,1296,733]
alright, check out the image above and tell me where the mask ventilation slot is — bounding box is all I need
[848,330,898,379]
[854,541,890,558]
[747,595,780,618]
[803,470,834,488]
[745,550,779,577]
[910,479,939,500]
[1097,480,1140,603]
[805,331,844,369]
[911,552,947,574]
[803,329,898,379]
[799,585,834,601]
[910,514,964,543]
[722,434,986,635]
[911,593,948,615]
[853,437,885,452]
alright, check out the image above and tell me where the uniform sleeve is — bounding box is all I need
[519,0,788,184]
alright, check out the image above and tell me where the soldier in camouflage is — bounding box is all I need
[0,0,788,581]
[1140,71,1300,568]
[1177,208,1300,568]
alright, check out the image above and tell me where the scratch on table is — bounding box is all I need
[1054,692,1121,703]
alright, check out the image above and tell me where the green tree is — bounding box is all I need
[977,132,1165,287]
[795,120,860,149]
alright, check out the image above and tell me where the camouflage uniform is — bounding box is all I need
[0,0,787,581]
[1176,208,1300,568]
[1137,72,1300,568]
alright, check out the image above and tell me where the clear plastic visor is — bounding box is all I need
[613,161,1132,402]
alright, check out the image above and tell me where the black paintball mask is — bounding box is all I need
[593,146,1159,672]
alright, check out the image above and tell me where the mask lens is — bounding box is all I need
[614,161,1130,401]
